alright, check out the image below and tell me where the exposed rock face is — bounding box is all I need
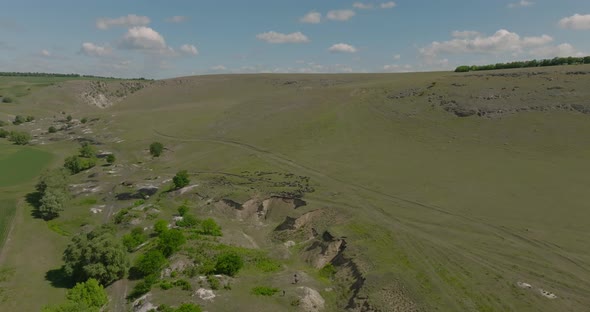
[298,286,325,312]
[303,232,346,269]
[216,196,305,222]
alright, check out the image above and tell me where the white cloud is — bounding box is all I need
[380,1,397,9]
[40,49,51,57]
[166,16,188,23]
[383,64,412,72]
[80,42,112,57]
[119,26,167,51]
[300,11,321,24]
[419,29,554,59]
[256,31,310,44]
[559,14,590,30]
[452,30,481,38]
[393,54,401,60]
[96,14,150,30]
[179,44,198,56]
[530,43,584,58]
[353,2,374,9]
[329,43,357,53]
[327,10,356,21]
[507,0,534,8]
[210,65,227,71]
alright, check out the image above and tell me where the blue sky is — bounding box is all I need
[1,0,589,78]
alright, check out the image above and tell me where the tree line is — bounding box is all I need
[0,71,150,80]
[455,56,590,72]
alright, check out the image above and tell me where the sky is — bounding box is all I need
[1,0,589,79]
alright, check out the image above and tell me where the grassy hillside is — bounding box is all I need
[1,66,590,311]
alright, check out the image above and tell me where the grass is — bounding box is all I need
[251,286,280,296]
[0,147,53,187]
[2,67,590,311]
[0,199,17,251]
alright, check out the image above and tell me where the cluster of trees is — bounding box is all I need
[0,130,31,145]
[42,279,108,312]
[0,71,149,80]
[35,169,70,220]
[12,115,34,125]
[455,56,590,72]
[63,143,98,174]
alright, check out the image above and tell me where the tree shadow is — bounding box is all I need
[25,191,44,219]
[45,267,75,289]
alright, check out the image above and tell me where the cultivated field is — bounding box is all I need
[1,66,590,311]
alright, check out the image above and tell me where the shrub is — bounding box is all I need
[66,115,72,122]
[157,229,186,257]
[154,219,168,235]
[13,115,25,125]
[172,170,190,189]
[64,155,96,174]
[133,249,168,277]
[48,126,57,133]
[128,275,157,300]
[200,218,222,236]
[454,66,470,73]
[106,154,115,164]
[177,205,189,216]
[0,120,5,126]
[66,278,108,309]
[122,227,147,252]
[26,115,35,122]
[2,96,13,103]
[0,128,9,138]
[207,275,220,290]
[176,214,199,228]
[81,117,88,124]
[176,303,202,312]
[319,263,337,279]
[149,142,164,157]
[214,252,243,277]
[251,286,280,296]
[160,280,173,290]
[79,142,97,158]
[173,279,192,291]
[8,131,31,145]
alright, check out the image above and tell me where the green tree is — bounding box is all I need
[64,155,96,174]
[122,227,147,252]
[63,225,129,285]
[177,205,189,216]
[66,278,108,309]
[79,142,97,158]
[39,189,67,219]
[48,126,57,133]
[200,218,222,236]
[36,168,69,194]
[215,252,243,276]
[154,219,168,235]
[8,131,31,145]
[106,154,115,165]
[149,142,164,157]
[173,170,190,189]
[133,249,167,277]
[157,229,186,257]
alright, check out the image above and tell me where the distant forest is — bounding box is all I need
[0,72,149,80]
[455,56,590,72]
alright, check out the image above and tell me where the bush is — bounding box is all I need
[157,229,186,257]
[8,131,31,145]
[26,115,35,122]
[173,279,192,291]
[0,120,5,127]
[214,252,243,276]
[251,286,280,296]
[149,142,164,157]
[122,227,147,251]
[106,154,115,164]
[176,214,199,228]
[79,142,97,158]
[154,219,169,235]
[207,275,220,290]
[200,218,222,236]
[133,249,168,277]
[454,66,470,73]
[173,170,190,189]
[66,115,72,122]
[176,303,202,312]
[81,117,88,124]
[48,126,57,133]
[66,278,108,309]
[0,128,9,138]
[319,263,337,279]
[159,280,173,290]
[2,96,13,103]
[64,155,96,174]
[128,275,157,300]
[177,205,189,216]
[13,115,25,125]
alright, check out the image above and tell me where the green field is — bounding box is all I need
[0,147,53,187]
[1,67,590,311]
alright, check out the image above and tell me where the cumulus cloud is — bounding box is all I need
[452,30,481,38]
[327,10,356,21]
[559,14,590,30]
[96,14,150,30]
[507,0,534,8]
[80,42,112,57]
[166,16,188,23]
[179,44,198,56]
[353,2,373,9]
[40,49,51,57]
[119,26,167,51]
[383,64,412,72]
[300,11,321,24]
[256,31,310,43]
[380,1,397,9]
[419,29,554,59]
[329,43,357,53]
[210,65,227,71]
[529,43,584,58]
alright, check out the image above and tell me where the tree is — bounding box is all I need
[66,278,108,309]
[63,225,129,285]
[48,126,57,133]
[154,220,168,235]
[133,249,168,277]
[173,170,190,189]
[39,189,67,219]
[64,155,96,174]
[8,131,31,145]
[79,142,97,158]
[106,154,115,165]
[214,252,243,276]
[200,218,222,236]
[122,227,147,251]
[149,142,164,157]
[0,128,8,138]
[157,229,185,257]
[177,205,189,216]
